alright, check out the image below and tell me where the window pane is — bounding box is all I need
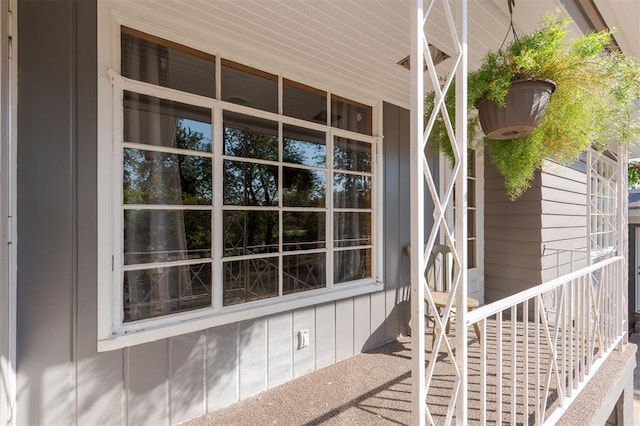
[333,137,372,172]
[223,160,278,206]
[221,60,277,113]
[334,249,372,284]
[468,240,476,268]
[223,112,278,161]
[283,79,327,124]
[123,148,212,205]
[467,209,476,238]
[468,149,476,177]
[331,95,372,135]
[283,253,326,295]
[468,178,476,207]
[124,210,211,265]
[334,212,371,247]
[283,125,326,167]
[223,257,278,306]
[283,167,326,207]
[124,92,212,152]
[223,210,279,257]
[123,262,212,322]
[333,174,371,209]
[283,211,325,251]
[121,28,215,98]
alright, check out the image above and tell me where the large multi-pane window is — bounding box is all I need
[467,150,477,268]
[115,27,376,325]
[590,152,618,258]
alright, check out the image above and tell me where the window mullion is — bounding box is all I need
[213,104,224,312]
[113,85,125,330]
[278,119,284,298]
[327,130,334,289]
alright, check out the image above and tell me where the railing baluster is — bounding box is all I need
[511,305,517,425]
[587,271,593,374]
[559,287,571,396]
[523,300,529,426]
[568,279,574,394]
[497,311,503,424]
[465,258,624,424]
[535,296,540,425]
[579,276,585,383]
[480,317,487,426]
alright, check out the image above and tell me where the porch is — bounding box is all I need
[185,257,632,425]
[184,339,636,425]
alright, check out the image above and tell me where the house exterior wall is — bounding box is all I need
[484,163,543,302]
[484,160,588,303]
[0,1,13,424]
[629,224,638,328]
[15,2,414,424]
[540,161,588,280]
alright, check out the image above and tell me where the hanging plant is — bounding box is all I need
[426,12,640,200]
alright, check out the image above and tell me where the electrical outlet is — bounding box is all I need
[297,329,309,350]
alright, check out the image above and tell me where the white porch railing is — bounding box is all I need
[465,256,626,425]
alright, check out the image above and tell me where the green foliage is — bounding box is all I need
[629,161,640,189]
[426,12,640,200]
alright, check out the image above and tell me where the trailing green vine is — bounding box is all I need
[426,12,640,200]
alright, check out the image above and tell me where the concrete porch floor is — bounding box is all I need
[183,330,638,426]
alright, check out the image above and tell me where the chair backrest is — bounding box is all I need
[430,244,452,292]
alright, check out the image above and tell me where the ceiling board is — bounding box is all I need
[106,0,634,110]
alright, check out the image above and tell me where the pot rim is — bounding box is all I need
[476,77,557,108]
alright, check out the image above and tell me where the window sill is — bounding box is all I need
[98,279,383,352]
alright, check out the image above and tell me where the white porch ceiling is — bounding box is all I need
[109,0,637,110]
[593,0,640,59]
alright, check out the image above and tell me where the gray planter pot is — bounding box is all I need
[477,78,556,140]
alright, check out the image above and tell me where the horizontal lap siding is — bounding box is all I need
[540,160,588,280]
[484,163,542,303]
[484,160,588,304]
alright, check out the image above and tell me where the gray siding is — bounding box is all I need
[629,225,637,329]
[484,160,587,303]
[484,163,543,302]
[15,6,413,424]
[540,161,588,281]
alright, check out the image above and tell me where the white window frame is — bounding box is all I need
[440,148,484,301]
[589,150,618,261]
[97,13,384,351]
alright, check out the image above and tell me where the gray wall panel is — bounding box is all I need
[292,309,315,378]
[369,290,386,349]
[629,225,637,329]
[314,303,336,369]
[484,163,542,303]
[382,102,412,342]
[74,1,126,424]
[14,9,417,421]
[485,160,588,303]
[170,332,206,425]
[267,313,292,388]
[238,319,267,399]
[206,324,239,410]
[17,1,82,424]
[127,341,169,426]
[353,295,371,353]
[334,298,354,361]
[382,103,402,342]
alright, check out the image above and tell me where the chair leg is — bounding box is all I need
[473,322,481,342]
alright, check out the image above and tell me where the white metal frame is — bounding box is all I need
[466,256,625,425]
[0,0,16,424]
[441,147,485,301]
[410,0,467,424]
[97,11,384,351]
